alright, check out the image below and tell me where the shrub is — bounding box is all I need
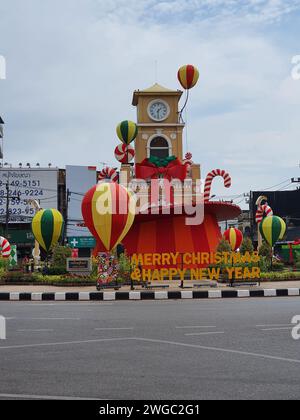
[44,266,69,276]
[1,271,33,283]
[259,256,271,272]
[217,238,232,253]
[259,242,272,259]
[240,238,254,254]
[117,253,132,283]
[261,271,300,280]
[271,261,285,272]
[49,245,72,275]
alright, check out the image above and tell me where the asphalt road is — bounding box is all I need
[1,298,300,400]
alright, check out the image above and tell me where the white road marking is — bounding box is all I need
[0,393,99,400]
[176,326,216,329]
[21,318,81,321]
[261,327,293,332]
[2,335,300,366]
[185,332,225,336]
[17,329,54,333]
[94,328,134,331]
[10,303,114,307]
[256,324,292,328]
[0,337,134,351]
[134,338,300,365]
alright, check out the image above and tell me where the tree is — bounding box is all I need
[118,253,132,283]
[217,238,232,253]
[240,238,254,255]
[258,241,272,259]
[50,245,72,274]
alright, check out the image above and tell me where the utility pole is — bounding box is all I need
[0,116,4,164]
[63,188,71,245]
[5,181,9,237]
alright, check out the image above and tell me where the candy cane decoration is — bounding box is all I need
[255,196,273,224]
[255,204,273,224]
[115,144,135,164]
[183,152,193,172]
[98,167,118,183]
[204,169,232,202]
[0,237,11,258]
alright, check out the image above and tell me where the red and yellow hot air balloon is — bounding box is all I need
[223,228,243,252]
[82,183,136,253]
[178,65,199,90]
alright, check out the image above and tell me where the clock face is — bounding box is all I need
[148,101,169,121]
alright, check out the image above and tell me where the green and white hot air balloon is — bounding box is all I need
[259,215,286,248]
[31,209,64,253]
[116,120,138,145]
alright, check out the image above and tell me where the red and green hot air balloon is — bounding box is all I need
[116,120,138,145]
[259,216,286,248]
[32,209,64,253]
[82,183,136,253]
[223,228,243,252]
[178,64,199,90]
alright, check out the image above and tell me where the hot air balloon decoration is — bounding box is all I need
[116,120,138,146]
[31,209,64,254]
[82,182,136,253]
[223,228,243,252]
[259,216,286,248]
[0,236,11,259]
[178,65,200,91]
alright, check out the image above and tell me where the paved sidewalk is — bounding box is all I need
[0,280,300,293]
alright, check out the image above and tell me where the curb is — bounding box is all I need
[1,289,300,301]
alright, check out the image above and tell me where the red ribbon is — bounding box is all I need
[136,158,188,181]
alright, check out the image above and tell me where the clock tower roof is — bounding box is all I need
[132,83,182,106]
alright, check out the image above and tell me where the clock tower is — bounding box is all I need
[133,83,185,163]
[131,83,201,181]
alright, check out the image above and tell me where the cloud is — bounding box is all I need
[97,0,300,24]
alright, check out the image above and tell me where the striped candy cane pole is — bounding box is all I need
[255,204,273,224]
[98,167,118,183]
[204,169,232,202]
[0,237,11,258]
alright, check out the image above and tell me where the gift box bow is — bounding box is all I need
[136,158,188,181]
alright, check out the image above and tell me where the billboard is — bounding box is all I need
[0,168,58,223]
[250,190,300,241]
[66,165,97,238]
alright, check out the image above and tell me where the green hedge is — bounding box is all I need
[0,272,96,285]
[261,271,300,280]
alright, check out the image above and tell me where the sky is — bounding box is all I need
[0,0,300,206]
